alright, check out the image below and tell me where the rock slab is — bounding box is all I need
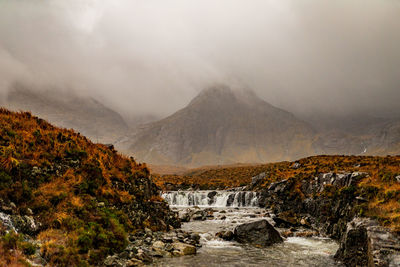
[234,219,283,247]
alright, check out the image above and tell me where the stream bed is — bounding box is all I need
[155,191,342,267]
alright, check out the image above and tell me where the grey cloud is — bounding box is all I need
[0,0,399,118]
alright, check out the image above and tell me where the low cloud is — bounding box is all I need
[0,0,399,118]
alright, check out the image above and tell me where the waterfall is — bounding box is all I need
[161,191,259,207]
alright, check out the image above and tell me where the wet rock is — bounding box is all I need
[152,240,165,250]
[216,230,234,241]
[104,255,124,267]
[273,216,298,228]
[234,219,283,247]
[335,218,400,267]
[208,191,217,205]
[137,249,153,263]
[126,258,143,266]
[226,193,235,206]
[192,210,207,221]
[180,211,192,222]
[172,242,196,256]
[190,233,200,243]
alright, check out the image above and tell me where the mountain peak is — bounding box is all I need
[119,84,316,166]
[190,84,263,108]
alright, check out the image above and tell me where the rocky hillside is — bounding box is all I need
[3,86,129,144]
[154,155,400,231]
[0,108,179,266]
[118,85,316,166]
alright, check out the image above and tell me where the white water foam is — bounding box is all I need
[161,191,259,208]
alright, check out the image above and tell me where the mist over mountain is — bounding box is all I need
[3,86,129,144]
[117,85,317,166]
[2,84,399,167]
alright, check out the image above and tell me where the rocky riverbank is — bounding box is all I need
[253,172,400,266]
[103,228,201,266]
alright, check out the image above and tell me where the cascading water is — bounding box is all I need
[161,191,259,207]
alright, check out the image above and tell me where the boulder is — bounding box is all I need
[335,218,400,267]
[126,258,143,266]
[192,210,207,221]
[216,230,234,241]
[152,240,165,250]
[172,242,196,256]
[207,191,217,198]
[234,220,283,247]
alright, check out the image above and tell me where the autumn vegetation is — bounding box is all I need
[153,155,400,232]
[0,108,173,266]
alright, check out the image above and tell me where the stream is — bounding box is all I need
[155,191,342,267]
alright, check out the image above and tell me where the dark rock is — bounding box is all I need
[207,191,217,198]
[118,251,129,259]
[216,230,234,241]
[192,210,207,221]
[234,219,283,247]
[273,216,298,228]
[226,193,235,206]
[335,218,400,267]
[190,233,200,242]
[251,172,266,186]
[268,179,288,193]
[137,249,153,263]
[208,191,217,205]
[162,237,173,243]
[104,255,126,267]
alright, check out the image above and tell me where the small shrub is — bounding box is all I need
[21,241,37,255]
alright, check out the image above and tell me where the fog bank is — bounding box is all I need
[0,0,399,118]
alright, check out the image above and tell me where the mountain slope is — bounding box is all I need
[3,86,129,144]
[118,85,317,166]
[0,108,178,265]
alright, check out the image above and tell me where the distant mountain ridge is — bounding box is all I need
[3,84,399,167]
[117,85,318,166]
[3,86,129,144]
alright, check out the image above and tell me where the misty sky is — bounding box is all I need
[0,0,399,119]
